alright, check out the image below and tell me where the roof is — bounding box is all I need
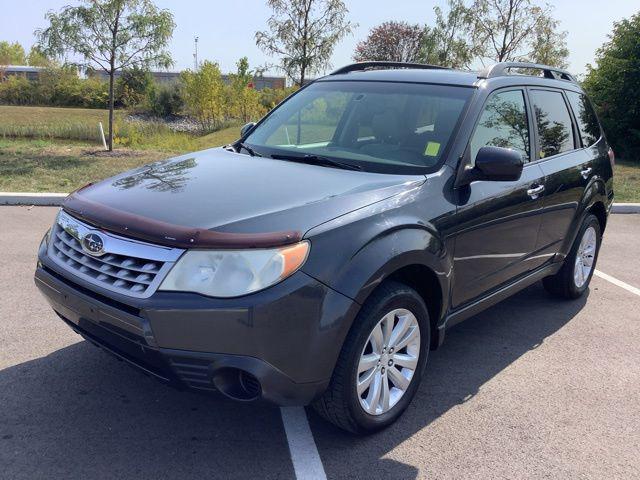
[318,62,579,89]
[321,67,479,87]
[0,65,45,72]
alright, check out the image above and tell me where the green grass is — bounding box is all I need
[0,105,114,142]
[0,127,241,192]
[614,160,640,203]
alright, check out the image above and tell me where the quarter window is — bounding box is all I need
[530,90,575,158]
[565,91,601,147]
[470,90,530,163]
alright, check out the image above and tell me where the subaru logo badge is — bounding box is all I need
[82,233,105,256]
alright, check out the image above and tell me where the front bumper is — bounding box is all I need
[35,243,358,406]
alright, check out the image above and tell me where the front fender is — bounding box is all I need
[302,188,453,325]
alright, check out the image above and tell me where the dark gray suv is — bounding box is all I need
[35,61,614,433]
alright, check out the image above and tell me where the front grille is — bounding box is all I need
[48,210,184,298]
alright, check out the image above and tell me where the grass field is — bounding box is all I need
[0,126,241,192]
[613,160,640,203]
[0,105,113,142]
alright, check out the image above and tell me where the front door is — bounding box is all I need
[451,88,547,308]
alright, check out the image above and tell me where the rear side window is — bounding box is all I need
[470,90,530,163]
[565,91,601,147]
[530,90,575,158]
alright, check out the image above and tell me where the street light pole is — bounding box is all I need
[194,36,199,70]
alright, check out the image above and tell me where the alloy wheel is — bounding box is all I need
[356,308,421,415]
[574,225,597,288]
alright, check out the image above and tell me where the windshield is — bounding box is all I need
[244,80,472,174]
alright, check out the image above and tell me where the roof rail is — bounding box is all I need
[330,61,450,76]
[478,62,576,82]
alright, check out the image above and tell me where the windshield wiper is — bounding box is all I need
[270,153,362,171]
[236,142,262,157]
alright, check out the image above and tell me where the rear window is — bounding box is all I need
[245,81,472,174]
[565,91,601,147]
[530,89,575,158]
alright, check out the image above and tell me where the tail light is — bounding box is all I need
[608,147,615,169]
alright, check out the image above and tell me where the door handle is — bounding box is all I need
[581,167,593,179]
[527,184,545,199]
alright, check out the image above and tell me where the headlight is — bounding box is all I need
[159,241,310,298]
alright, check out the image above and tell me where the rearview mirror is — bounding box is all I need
[473,146,524,182]
[240,122,256,138]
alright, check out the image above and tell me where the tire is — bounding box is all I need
[543,213,601,299]
[312,281,430,434]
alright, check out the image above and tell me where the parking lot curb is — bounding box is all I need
[0,193,639,213]
[611,203,640,214]
[0,192,67,206]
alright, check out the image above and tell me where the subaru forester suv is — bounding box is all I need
[35,61,614,433]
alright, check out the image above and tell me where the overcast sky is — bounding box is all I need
[1,0,638,77]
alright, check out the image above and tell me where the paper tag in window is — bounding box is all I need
[424,141,441,156]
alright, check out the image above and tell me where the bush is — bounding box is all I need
[0,67,108,108]
[181,61,228,131]
[144,83,184,117]
[258,86,298,111]
[116,67,155,108]
[0,76,35,105]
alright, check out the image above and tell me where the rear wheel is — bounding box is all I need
[543,214,601,299]
[313,281,430,434]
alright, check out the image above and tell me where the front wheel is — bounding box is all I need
[312,281,430,434]
[543,213,601,299]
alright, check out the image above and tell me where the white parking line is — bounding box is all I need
[280,407,327,480]
[594,270,640,297]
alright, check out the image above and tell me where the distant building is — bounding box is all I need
[0,65,46,82]
[87,68,286,90]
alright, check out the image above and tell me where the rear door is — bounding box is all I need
[451,88,547,308]
[530,88,597,259]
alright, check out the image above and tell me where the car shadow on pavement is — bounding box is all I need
[308,282,589,479]
[0,340,296,479]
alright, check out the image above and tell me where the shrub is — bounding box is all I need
[181,61,228,131]
[0,76,35,105]
[116,67,155,109]
[145,82,184,117]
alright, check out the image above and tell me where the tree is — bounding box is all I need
[228,57,264,123]
[529,14,569,68]
[36,0,175,150]
[465,0,567,67]
[27,46,54,67]
[420,0,475,68]
[256,0,354,86]
[0,41,27,65]
[181,61,227,131]
[353,21,425,63]
[583,12,640,161]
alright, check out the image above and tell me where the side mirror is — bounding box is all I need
[473,146,524,182]
[240,122,256,138]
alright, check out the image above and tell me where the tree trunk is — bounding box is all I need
[108,68,115,151]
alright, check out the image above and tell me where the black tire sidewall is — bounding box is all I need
[344,285,430,432]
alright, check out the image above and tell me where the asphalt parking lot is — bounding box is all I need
[1,206,639,480]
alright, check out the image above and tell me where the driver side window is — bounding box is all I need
[469,90,530,165]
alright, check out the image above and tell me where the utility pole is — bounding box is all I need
[193,36,199,70]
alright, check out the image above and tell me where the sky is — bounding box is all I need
[1,0,638,78]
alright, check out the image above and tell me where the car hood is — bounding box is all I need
[63,148,424,248]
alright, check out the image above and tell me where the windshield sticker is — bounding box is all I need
[424,142,441,157]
